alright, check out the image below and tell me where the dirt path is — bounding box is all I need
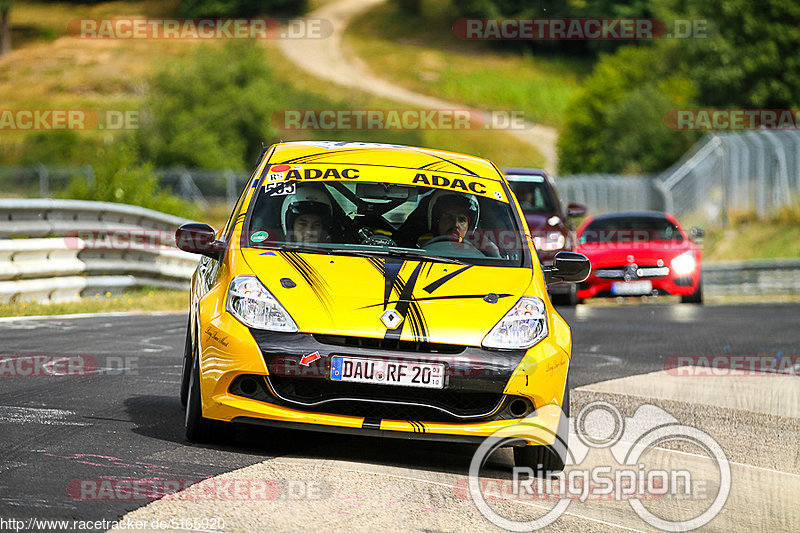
[276,0,559,173]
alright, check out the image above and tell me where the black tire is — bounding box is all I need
[179,318,192,408]
[550,284,578,307]
[513,380,570,474]
[185,351,226,443]
[680,278,703,304]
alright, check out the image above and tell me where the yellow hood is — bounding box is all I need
[241,248,535,346]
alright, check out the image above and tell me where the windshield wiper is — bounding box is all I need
[329,247,464,265]
[253,244,333,254]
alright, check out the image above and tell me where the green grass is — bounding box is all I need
[0,287,188,317]
[344,0,590,130]
[702,202,800,261]
[1,1,541,168]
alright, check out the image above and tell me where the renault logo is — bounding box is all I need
[380,308,403,329]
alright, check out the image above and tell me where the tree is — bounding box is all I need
[0,1,13,56]
[557,42,698,174]
[686,0,800,108]
[137,42,277,170]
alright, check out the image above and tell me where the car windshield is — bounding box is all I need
[507,176,557,213]
[579,216,684,243]
[246,179,527,266]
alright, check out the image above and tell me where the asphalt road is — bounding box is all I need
[0,303,797,530]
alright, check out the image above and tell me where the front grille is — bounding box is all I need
[313,334,465,354]
[594,265,670,279]
[266,374,503,421]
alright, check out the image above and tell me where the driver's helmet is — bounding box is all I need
[280,186,333,235]
[427,190,480,232]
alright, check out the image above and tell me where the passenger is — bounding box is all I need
[281,186,333,243]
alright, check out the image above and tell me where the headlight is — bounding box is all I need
[226,275,298,332]
[670,251,696,275]
[482,297,548,350]
[533,231,566,251]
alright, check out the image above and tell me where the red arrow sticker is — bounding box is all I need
[299,351,321,366]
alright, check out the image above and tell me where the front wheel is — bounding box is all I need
[550,284,578,307]
[185,352,227,443]
[179,318,192,407]
[513,381,570,474]
[680,278,703,304]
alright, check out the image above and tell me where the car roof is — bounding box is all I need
[503,167,549,180]
[587,211,676,222]
[268,141,503,179]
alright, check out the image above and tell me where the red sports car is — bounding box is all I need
[576,211,703,304]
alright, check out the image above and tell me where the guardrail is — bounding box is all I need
[704,259,800,296]
[0,199,198,304]
[1,199,797,304]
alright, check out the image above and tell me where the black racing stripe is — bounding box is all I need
[384,262,425,341]
[281,251,333,315]
[357,293,512,310]
[367,257,385,275]
[407,301,428,342]
[281,252,314,287]
[421,154,479,176]
[416,421,426,433]
[276,149,364,165]
[383,258,404,309]
[423,265,472,294]
[406,420,419,433]
[362,418,382,430]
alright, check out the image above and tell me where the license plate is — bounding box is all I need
[330,356,444,389]
[612,280,653,295]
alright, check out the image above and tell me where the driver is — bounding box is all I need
[281,186,333,243]
[417,190,479,245]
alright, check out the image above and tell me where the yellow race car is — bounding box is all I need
[176,141,589,471]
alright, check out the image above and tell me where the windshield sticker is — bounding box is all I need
[250,231,269,242]
[267,164,292,181]
[264,181,296,196]
[284,167,360,180]
[412,172,487,194]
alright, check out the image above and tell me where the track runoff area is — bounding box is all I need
[0,303,797,531]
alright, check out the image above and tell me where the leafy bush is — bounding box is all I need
[557,43,699,174]
[65,140,199,219]
[137,41,277,170]
[179,0,307,17]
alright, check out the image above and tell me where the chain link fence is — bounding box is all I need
[656,130,800,223]
[0,166,250,209]
[3,130,799,226]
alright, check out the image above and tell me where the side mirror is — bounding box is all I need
[175,223,225,259]
[543,251,591,285]
[689,227,705,240]
[566,203,587,218]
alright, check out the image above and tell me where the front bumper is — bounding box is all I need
[196,309,571,445]
[578,272,700,299]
